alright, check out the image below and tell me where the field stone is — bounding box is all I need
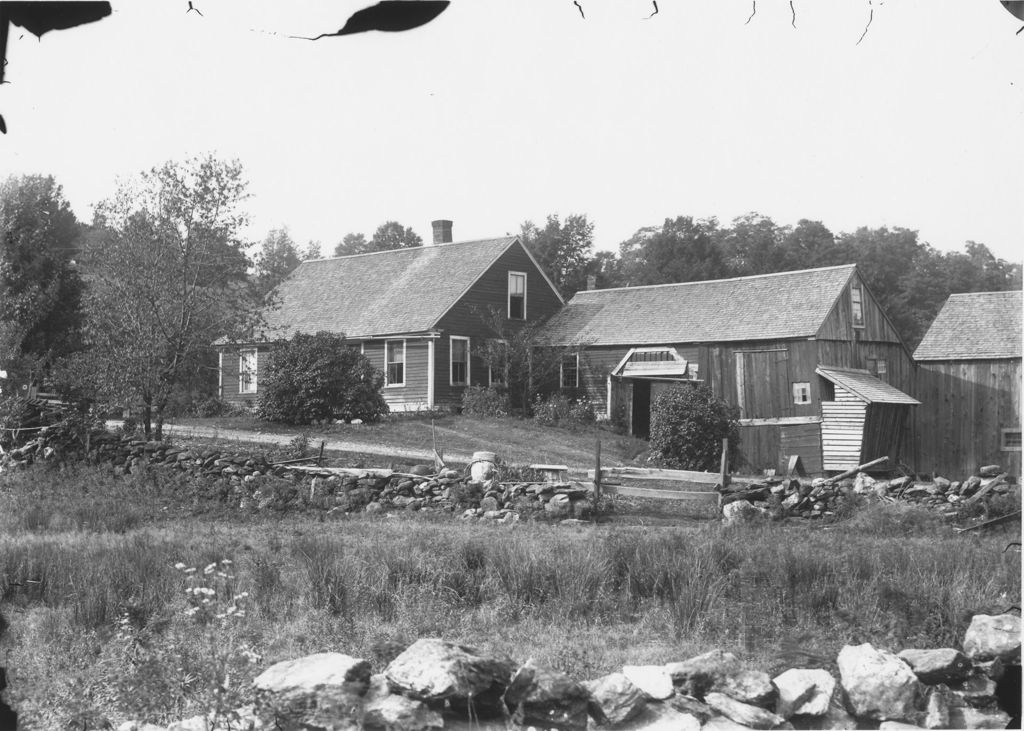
[788,694,858,731]
[947,705,1011,729]
[923,687,950,730]
[384,639,513,717]
[363,674,443,730]
[582,672,647,726]
[621,665,674,701]
[897,648,972,684]
[252,652,371,731]
[837,643,921,722]
[703,692,788,730]
[946,674,998,707]
[502,660,590,731]
[962,613,1021,662]
[772,668,836,718]
[611,704,702,731]
[722,500,770,526]
[665,649,741,698]
[877,722,922,730]
[978,464,1002,478]
[717,669,776,708]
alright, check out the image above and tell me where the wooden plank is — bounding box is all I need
[600,484,718,501]
[588,466,723,485]
[739,416,822,426]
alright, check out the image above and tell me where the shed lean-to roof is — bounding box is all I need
[815,366,920,405]
[259,236,532,340]
[913,290,1023,361]
[540,264,857,346]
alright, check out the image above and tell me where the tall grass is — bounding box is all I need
[1,466,1020,728]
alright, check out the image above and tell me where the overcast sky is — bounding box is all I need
[2,1,1022,261]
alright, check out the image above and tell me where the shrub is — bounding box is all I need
[460,386,510,417]
[255,332,388,425]
[533,393,596,428]
[649,384,739,471]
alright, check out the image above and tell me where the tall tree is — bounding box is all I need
[302,240,322,260]
[616,216,725,286]
[64,155,257,439]
[519,213,594,296]
[720,213,785,276]
[253,227,301,297]
[779,219,847,270]
[0,174,84,385]
[333,232,368,257]
[369,221,422,252]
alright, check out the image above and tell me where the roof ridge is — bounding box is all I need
[572,263,857,296]
[303,236,517,264]
[946,290,1022,299]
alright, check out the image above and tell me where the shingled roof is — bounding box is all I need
[540,264,857,346]
[816,366,920,405]
[260,237,520,339]
[913,290,1023,361]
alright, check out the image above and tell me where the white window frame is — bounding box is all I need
[560,353,579,389]
[238,349,258,394]
[508,271,527,320]
[851,282,865,329]
[792,382,811,405]
[385,339,406,388]
[450,336,470,386]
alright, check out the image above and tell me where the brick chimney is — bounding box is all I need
[431,220,453,246]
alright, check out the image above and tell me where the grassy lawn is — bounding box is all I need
[1,463,1020,729]
[172,413,651,468]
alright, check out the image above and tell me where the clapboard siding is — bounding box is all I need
[913,358,1021,478]
[821,400,866,470]
[219,347,272,406]
[362,338,430,407]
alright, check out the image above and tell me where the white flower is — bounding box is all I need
[174,562,187,570]
[203,563,217,575]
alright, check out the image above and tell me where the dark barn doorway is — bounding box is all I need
[631,380,652,438]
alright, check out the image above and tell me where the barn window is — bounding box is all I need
[867,358,887,379]
[792,382,811,404]
[508,272,527,320]
[385,340,405,387]
[851,282,865,328]
[1002,429,1022,451]
[450,336,470,386]
[560,353,579,389]
[238,349,257,394]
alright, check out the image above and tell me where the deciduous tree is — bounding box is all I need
[519,214,594,296]
[253,227,301,297]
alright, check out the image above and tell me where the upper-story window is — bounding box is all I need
[851,282,865,328]
[385,340,405,387]
[508,272,527,320]
[239,349,258,394]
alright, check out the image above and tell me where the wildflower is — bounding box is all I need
[174,562,187,570]
[203,563,217,575]
[220,559,232,565]
[184,567,197,575]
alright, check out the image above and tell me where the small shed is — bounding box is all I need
[816,366,920,471]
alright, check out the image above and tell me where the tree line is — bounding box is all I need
[1,157,1020,437]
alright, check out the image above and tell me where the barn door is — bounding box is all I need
[736,350,790,419]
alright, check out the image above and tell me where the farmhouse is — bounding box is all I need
[539,264,918,474]
[912,290,1022,479]
[218,221,564,411]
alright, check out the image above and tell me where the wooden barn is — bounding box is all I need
[539,264,918,474]
[912,290,1022,479]
[217,221,564,412]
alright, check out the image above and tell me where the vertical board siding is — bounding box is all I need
[817,275,904,345]
[780,422,824,474]
[914,358,1021,478]
[816,339,915,396]
[737,423,782,473]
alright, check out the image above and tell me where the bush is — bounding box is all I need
[532,393,596,428]
[649,384,739,471]
[255,332,389,425]
[460,386,510,417]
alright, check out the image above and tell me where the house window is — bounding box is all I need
[451,336,470,386]
[792,382,811,404]
[239,349,257,394]
[1002,429,1022,451]
[508,272,527,320]
[561,353,579,389]
[851,282,865,328]
[385,340,405,387]
[489,366,505,387]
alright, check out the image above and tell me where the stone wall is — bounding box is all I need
[121,612,1021,730]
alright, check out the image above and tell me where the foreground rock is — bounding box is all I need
[583,672,647,726]
[503,661,590,730]
[772,668,836,718]
[704,692,788,729]
[837,643,921,722]
[253,652,370,730]
[961,613,1021,662]
[897,648,972,684]
[665,649,742,698]
[621,665,674,701]
[384,639,513,718]
[363,675,443,730]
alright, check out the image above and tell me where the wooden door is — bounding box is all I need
[736,350,791,419]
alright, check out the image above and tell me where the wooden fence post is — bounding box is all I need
[317,440,326,467]
[593,438,602,520]
[718,437,729,512]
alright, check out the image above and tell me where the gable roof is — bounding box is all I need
[816,366,920,405]
[540,264,857,346]
[913,290,1023,361]
[260,237,534,340]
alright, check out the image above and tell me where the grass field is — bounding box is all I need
[1,462,1019,728]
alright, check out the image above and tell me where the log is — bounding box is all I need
[963,474,1007,506]
[824,456,888,484]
